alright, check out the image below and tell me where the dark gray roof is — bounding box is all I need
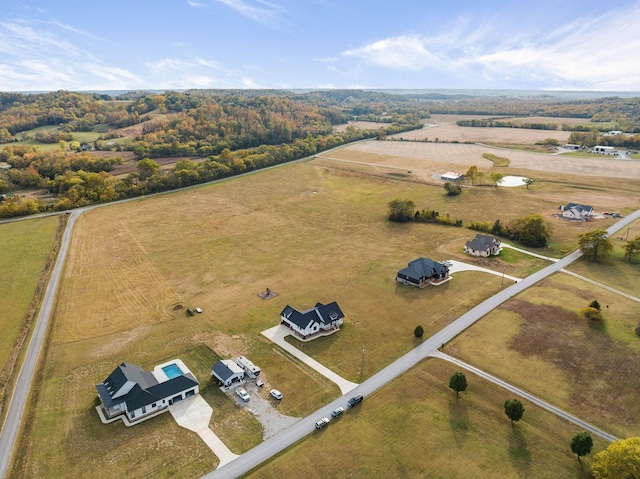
[397,257,447,281]
[564,203,593,212]
[280,301,344,329]
[211,361,238,381]
[465,234,499,251]
[96,363,198,412]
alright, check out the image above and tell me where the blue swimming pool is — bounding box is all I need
[162,363,183,379]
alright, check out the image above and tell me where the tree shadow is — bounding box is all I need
[448,398,469,446]
[508,426,532,476]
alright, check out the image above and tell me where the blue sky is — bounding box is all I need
[1,0,640,92]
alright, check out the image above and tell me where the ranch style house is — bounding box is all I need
[559,203,594,221]
[396,257,449,287]
[95,360,199,424]
[280,301,344,339]
[464,234,502,257]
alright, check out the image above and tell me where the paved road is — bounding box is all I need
[204,209,640,479]
[430,351,619,442]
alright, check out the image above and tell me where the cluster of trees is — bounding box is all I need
[568,130,640,149]
[580,300,604,321]
[578,229,640,263]
[465,165,507,187]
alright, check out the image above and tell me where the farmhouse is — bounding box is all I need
[464,234,501,257]
[95,359,199,424]
[396,257,449,287]
[559,203,594,221]
[441,171,464,182]
[211,359,245,387]
[591,145,617,155]
[280,301,344,339]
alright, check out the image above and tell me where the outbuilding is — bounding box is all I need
[211,359,245,387]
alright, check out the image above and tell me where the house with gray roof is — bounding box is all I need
[211,359,245,387]
[559,203,594,221]
[396,257,449,287]
[280,301,344,339]
[464,234,501,257]
[95,359,199,424]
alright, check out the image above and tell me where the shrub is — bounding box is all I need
[414,325,424,338]
[580,306,603,321]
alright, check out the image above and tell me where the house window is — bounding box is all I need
[152,403,156,408]
[131,411,135,418]
[142,406,146,414]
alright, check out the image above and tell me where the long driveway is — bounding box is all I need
[204,210,640,478]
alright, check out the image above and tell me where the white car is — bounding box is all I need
[270,389,283,400]
[443,260,453,267]
[235,388,250,402]
[315,417,330,429]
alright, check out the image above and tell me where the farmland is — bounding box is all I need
[6,114,640,478]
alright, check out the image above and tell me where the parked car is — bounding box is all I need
[315,417,330,429]
[347,394,364,407]
[255,378,264,387]
[443,260,453,267]
[235,388,250,402]
[270,389,283,400]
[331,406,344,418]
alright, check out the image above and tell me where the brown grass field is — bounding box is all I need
[9,119,640,478]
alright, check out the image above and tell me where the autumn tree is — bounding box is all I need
[509,214,550,247]
[570,431,593,461]
[623,235,640,263]
[591,437,640,478]
[466,165,478,185]
[388,199,415,222]
[449,371,468,398]
[504,399,524,426]
[579,229,613,261]
[489,172,505,187]
[444,181,462,196]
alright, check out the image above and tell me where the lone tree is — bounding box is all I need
[387,199,415,222]
[623,235,640,263]
[449,371,468,398]
[444,181,462,196]
[523,178,534,189]
[589,300,601,310]
[591,437,640,478]
[579,229,613,261]
[504,399,525,426]
[414,325,424,338]
[466,165,478,185]
[509,214,550,247]
[571,431,594,461]
[489,172,505,187]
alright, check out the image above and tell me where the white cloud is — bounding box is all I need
[341,6,640,91]
[214,0,282,23]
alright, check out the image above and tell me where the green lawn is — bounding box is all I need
[245,358,603,479]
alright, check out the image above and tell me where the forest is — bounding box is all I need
[1,89,639,218]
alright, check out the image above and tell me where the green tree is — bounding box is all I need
[489,172,505,187]
[579,229,613,261]
[589,300,601,310]
[523,178,534,189]
[570,431,593,461]
[509,214,550,247]
[414,325,424,338]
[449,371,468,398]
[623,235,640,263]
[466,165,478,185]
[444,181,462,196]
[504,399,524,425]
[591,437,640,478]
[388,199,415,222]
[136,158,160,180]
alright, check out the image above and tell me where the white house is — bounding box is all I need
[280,301,344,339]
[95,359,199,424]
[559,203,594,221]
[441,171,464,182]
[236,356,261,379]
[605,130,623,136]
[464,234,501,257]
[211,359,245,387]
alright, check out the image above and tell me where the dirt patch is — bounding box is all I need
[502,298,640,428]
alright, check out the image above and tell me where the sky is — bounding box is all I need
[1,0,640,92]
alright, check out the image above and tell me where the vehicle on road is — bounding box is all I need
[315,417,330,429]
[347,394,364,407]
[331,406,344,417]
[443,260,453,267]
[270,389,283,400]
[235,388,250,402]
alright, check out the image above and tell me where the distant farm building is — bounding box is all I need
[604,130,623,136]
[590,145,617,155]
[396,257,450,287]
[464,234,502,257]
[441,172,464,182]
[280,301,344,340]
[563,144,581,150]
[559,203,594,221]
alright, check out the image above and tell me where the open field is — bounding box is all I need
[8,118,640,478]
[391,114,573,144]
[447,272,640,439]
[0,216,58,413]
[246,358,604,479]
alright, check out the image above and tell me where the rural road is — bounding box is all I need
[204,209,640,478]
[0,164,638,478]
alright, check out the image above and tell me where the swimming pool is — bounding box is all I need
[162,363,183,379]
